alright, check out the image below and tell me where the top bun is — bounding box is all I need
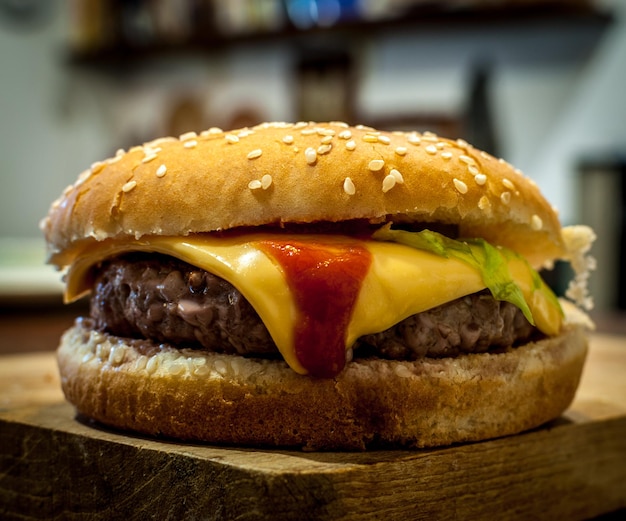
[42,121,565,268]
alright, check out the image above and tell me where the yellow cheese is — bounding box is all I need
[64,233,561,375]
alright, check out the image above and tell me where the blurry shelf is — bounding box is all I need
[66,2,613,70]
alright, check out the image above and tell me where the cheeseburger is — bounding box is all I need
[41,121,595,450]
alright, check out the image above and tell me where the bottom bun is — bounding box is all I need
[57,312,589,450]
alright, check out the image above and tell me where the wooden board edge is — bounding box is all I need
[1,401,625,520]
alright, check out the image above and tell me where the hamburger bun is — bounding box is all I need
[43,121,595,450]
[58,313,587,450]
[43,122,563,268]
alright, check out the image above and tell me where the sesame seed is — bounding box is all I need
[441,151,453,160]
[115,148,125,157]
[453,178,468,194]
[225,134,239,144]
[459,154,475,165]
[425,145,437,155]
[107,155,122,165]
[166,359,186,376]
[248,180,262,190]
[338,130,352,139]
[183,140,197,149]
[74,169,91,187]
[330,121,349,128]
[208,127,223,134]
[475,173,487,185]
[301,128,317,135]
[145,356,159,374]
[355,124,374,131]
[382,174,397,193]
[179,131,197,141]
[156,164,167,177]
[343,177,356,195]
[294,121,308,129]
[317,144,332,155]
[407,135,421,145]
[320,135,333,144]
[238,130,253,138]
[468,165,480,176]
[456,138,469,149]
[149,137,177,147]
[247,149,263,160]
[394,364,413,378]
[501,191,511,204]
[436,142,446,149]
[362,134,378,143]
[305,147,317,164]
[377,135,391,145]
[422,134,438,143]
[390,168,404,184]
[90,161,104,173]
[368,159,385,172]
[142,153,158,163]
[480,151,492,161]
[317,128,335,137]
[478,195,491,211]
[531,214,543,231]
[395,146,408,156]
[261,174,272,190]
[503,178,516,191]
[145,146,162,155]
[345,140,356,151]
[282,135,294,144]
[122,180,137,193]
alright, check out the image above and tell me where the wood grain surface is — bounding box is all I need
[1,334,625,520]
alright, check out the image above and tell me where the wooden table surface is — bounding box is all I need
[1,332,625,520]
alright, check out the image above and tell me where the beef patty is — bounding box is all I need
[89,253,537,360]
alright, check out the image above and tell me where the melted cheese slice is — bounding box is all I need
[64,233,562,375]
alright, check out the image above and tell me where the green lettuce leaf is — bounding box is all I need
[371,226,536,325]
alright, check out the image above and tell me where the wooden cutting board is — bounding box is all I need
[1,333,625,520]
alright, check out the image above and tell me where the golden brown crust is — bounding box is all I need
[43,122,564,268]
[57,311,588,450]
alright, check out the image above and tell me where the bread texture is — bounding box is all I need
[43,122,565,269]
[57,309,588,451]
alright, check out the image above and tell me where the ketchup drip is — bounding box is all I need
[259,238,372,378]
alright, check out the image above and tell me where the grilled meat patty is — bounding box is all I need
[89,253,537,360]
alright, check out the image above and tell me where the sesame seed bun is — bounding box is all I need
[57,308,588,450]
[43,122,565,269]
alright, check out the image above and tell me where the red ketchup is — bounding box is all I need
[259,238,372,378]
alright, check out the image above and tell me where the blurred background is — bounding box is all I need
[0,0,625,338]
